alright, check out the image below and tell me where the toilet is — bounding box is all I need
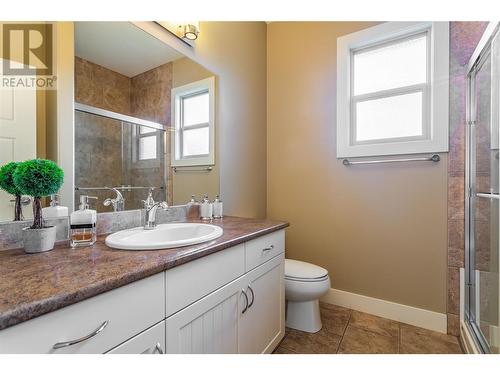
[285,259,330,333]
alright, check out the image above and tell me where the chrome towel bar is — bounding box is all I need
[75,186,164,191]
[476,192,500,200]
[173,166,213,172]
[342,154,440,166]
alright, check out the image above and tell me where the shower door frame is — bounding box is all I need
[464,21,500,354]
[73,102,169,209]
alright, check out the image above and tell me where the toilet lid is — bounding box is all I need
[285,259,328,280]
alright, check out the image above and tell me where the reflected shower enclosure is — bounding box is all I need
[74,105,167,213]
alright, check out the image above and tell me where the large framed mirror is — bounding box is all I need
[0,21,219,222]
[73,22,219,213]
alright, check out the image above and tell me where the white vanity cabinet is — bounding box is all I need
[165,274,242,353]
[107,321,165,354]
[164,231,285,354]
[0,229,285,354]
[238,255,284,353]
[0,272,165,354]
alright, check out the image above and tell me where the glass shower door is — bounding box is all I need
[467,29,500,354]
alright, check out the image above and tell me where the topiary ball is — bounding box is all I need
[13,159,64,198]
[0,161,22,196]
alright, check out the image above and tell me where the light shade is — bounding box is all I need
[180,24,199,40]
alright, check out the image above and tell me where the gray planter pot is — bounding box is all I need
[22,226,56,254]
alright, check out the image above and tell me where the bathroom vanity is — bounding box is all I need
[0,217,287,354]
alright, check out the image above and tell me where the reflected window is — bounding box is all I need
[137,126,158,161]
[172,77,215,166]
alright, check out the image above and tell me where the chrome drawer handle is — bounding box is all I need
[262,245,274,253]
[241,290,249,314]
[154,342,164,354]
[247,285,255,308]
[53,320,109,349]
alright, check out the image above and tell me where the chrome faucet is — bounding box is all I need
[142,189,168,230]
[103,187,125,212]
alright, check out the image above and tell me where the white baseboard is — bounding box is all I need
[321,288,447,333]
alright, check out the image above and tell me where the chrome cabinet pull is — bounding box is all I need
[52,320,109,350]
[154,342,164,354]
[247,285,255,308]
[262,245,274,253]
[241,290,249,314]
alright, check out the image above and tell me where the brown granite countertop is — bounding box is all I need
[0,216,288,330]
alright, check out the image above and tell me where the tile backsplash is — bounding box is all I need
[0,205,191,251]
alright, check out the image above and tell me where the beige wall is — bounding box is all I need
[267,22,448,313]
[137,22,268,218]
[171,57,220,204]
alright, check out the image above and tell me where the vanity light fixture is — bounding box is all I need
[156,22,200,45]
[179,23,199,40]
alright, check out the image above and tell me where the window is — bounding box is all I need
[337,22,449,158]
[171,77,215,166]
[137,126,158,161]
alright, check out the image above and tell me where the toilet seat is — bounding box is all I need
[285,259,328,281]
[285,274,330,282]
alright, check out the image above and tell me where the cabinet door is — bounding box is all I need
[107,321,165,354]
[165,275,246,353]
[239,254,285,354]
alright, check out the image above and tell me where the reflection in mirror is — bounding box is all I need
[74,107,167,213]
[74,22,219,213]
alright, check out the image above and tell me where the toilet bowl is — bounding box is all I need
[285,259,330,333]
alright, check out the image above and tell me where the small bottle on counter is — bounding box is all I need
[41,194,68,218]
[70,195,98,248]
[186,195,200,219]
[200,194,213,220]
[212,195,223,219]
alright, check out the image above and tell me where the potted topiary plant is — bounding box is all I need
[0,162,24,221]
[13,159,64,254]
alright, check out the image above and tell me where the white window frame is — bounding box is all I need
[171,76,215,166]
[336,22,449,158]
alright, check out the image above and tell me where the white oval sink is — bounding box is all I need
[105,223,223,250]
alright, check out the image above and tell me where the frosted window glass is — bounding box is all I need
[139,136,157,160]
[183,127,209,156]
[355,92,423,142]
[353,34,427,95]
[183,92,209,127]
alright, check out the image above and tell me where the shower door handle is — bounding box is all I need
[476,193,500,200]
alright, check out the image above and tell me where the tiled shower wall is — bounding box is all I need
[74,57,174,208]
[447,22,489,336]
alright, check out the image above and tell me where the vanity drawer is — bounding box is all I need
[0,272,164,354]
[245,230,285,272]
[107,321,165,354]
[165,244,245,317]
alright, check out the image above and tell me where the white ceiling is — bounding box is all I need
[75,22,184,77]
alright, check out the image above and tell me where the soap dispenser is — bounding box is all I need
[200,194,213,220]
[70,195,98,248]
[41,194,68,218]
[212,195,223,219]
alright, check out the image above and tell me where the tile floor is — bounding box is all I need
[274,302,463,354]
